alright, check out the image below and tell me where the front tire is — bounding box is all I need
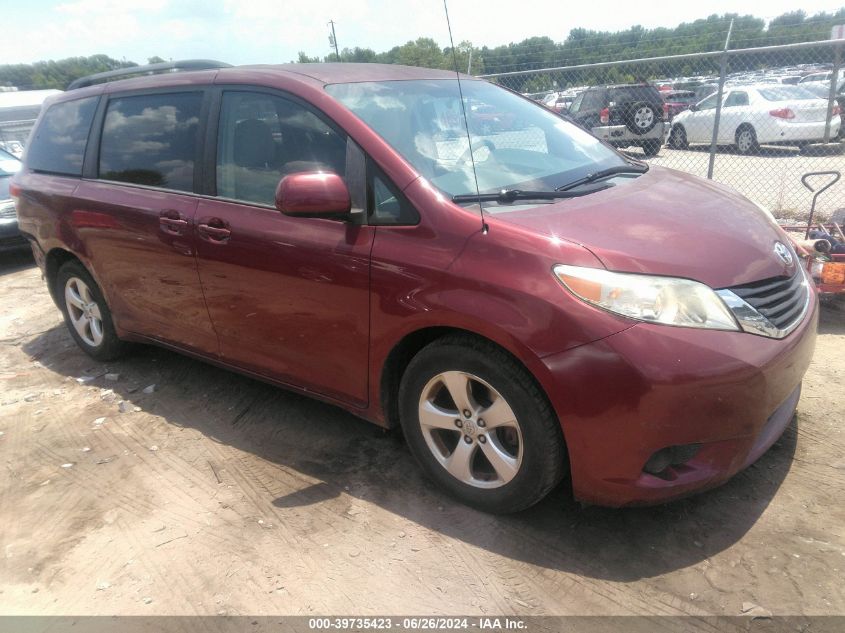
[57,260,126,361]
[398,335,566,513]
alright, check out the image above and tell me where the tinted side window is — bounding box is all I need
[216,91,347,206]
[99,92,203,192]
[27,97,98,176]
[580,91,605,111]
[724,92,749,107]
[369,168,418,226]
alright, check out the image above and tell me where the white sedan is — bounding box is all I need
[667,84,841,154]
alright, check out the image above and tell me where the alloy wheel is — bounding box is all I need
[738,129,754,152]
[417,371,523,489]
[64,277,104,347]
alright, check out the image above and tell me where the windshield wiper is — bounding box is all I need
[555,163,649,192]
[452,182,611,204]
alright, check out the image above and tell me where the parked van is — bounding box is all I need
[13,61,816,512]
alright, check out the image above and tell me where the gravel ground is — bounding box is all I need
[0,250,844,619]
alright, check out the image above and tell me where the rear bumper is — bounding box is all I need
[759,118,841,143]
[591,121,666,144]
[541,294,818,506]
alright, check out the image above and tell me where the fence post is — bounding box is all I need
[707,19,734,180]
[823,43,842,144]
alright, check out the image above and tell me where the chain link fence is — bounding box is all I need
[481,39,845,220]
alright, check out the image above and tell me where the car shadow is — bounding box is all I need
[819,298,845,333]
[0,249,35,276]
[21,320,799,582]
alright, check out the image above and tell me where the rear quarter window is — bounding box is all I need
[26,97,98,176]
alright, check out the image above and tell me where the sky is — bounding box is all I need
[6,0,845,66]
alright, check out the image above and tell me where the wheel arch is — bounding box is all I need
[735,121,756,138]
[378,325,561,438]
[45,247,84,305]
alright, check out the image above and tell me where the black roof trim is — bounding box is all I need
[67,59,232,90]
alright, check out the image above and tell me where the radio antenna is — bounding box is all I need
[443,0,487,233]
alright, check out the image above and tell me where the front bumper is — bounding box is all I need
[541,294,818,506]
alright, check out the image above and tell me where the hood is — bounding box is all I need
[492,167,796,288]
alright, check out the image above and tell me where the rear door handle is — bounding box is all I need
[159,210,188,235]
[198,219,231,242]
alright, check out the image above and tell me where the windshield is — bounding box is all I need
[326,79,627,201]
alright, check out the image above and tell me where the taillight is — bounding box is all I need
[833,104,841,116]
[663,103,669,117]
[600,107,609,124]
[9,182,21,208]
[769,108,795,119]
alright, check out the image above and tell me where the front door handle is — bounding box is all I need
[198,218,231,242]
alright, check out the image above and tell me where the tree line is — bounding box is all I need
[2,10,844,91]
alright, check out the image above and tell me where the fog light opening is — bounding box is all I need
[643,444,702,480]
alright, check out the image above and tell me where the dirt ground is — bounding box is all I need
[1,249,844,618]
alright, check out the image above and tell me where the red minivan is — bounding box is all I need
[13,61,817,513]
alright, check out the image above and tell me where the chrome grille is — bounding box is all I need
[717,270,810,339]
[729,272,807,330]
[0,203,16,220]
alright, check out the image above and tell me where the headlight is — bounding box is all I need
[554,265,739,331]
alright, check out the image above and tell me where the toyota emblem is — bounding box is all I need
[774,242,793,266]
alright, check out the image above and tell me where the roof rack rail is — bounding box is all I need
[67,59,232,90]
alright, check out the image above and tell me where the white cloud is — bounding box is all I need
[5,0,845,67]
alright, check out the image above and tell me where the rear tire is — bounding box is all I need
[735,125,759,155]
[668,125,688,150]
[56,260,127,362]
[641,140,661,157]
[398,335,567,514]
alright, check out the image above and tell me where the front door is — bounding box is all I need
[194,90,373,406]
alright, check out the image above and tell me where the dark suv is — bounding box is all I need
[568,84,666,156]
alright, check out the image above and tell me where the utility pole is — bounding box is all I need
[706,18,733,180]
[328,20,340,61]
[467,47,473,74]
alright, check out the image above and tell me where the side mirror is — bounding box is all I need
[275,172,351,219]
[688,104,698,112]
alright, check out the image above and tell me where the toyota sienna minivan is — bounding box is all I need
[12,62,817,513]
